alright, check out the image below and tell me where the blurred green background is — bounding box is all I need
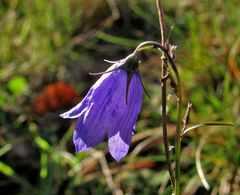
[0,0,239,194]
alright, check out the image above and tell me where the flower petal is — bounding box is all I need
[73,68,128,152]
[73,103,107,152]
[59,97,89,119]
[108,73,143,161]
[60,65,122,119]
[61,65,143,161]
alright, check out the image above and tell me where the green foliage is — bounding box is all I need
[0,161,15,177]
[7,76,28,96]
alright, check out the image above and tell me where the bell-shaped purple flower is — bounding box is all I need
[60,54,143,161]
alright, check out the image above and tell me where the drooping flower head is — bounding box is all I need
[60,53,146,161]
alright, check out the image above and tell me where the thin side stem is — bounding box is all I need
[156,0,175,189]
[175,95,182,195]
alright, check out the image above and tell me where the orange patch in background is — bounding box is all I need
[228,58,240,80]
[31,81,80,115]
[131,160,156,171]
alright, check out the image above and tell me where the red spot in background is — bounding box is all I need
[31,81,80,115]
[132,160,156,171]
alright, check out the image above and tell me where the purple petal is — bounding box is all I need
[73,103,107,152]
[60,66,120,119]
[107,73,143,161]
[59,97,89,119]
[60,66,143,160]
[72,69,130,152]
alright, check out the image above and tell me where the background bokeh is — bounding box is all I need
[0,0,239,194]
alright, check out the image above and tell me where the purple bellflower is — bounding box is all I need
[60,53,148,161]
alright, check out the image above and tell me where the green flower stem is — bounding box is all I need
[135,41,183,195]
[134,40,234,195]
[175,95,182,195]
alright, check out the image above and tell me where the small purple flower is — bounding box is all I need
[60,54,144,161]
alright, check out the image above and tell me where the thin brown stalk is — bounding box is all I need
[156,0,175,188]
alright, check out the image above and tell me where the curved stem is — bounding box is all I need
[134,41,180,90]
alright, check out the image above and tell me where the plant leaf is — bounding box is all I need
[196,139,210,190]
[182,122,234,136]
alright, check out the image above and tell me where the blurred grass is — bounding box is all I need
[0,0,240,194]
